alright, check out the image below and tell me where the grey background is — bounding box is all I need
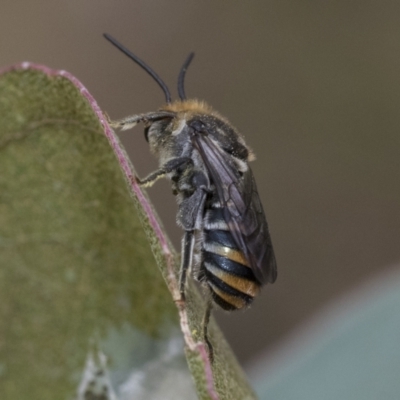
[2,1,400,368]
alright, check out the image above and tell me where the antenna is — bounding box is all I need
[178,52,195,100]
[103,33,172,103]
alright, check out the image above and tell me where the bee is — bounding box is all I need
[104,34,277,360]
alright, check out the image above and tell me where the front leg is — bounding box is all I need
[105,111,176,131]
[137,157,192,188]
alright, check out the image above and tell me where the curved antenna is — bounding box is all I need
[177,52,195,100]
[104,33,172,104]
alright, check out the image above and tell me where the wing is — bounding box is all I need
[193,134,277,284]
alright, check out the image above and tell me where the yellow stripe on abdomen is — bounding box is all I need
[203,242,250,267]
[205,262,260,297]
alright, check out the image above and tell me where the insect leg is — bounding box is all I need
[105,111,175,131]
[178,174,209,300]
[179,231,214,362]
[137,157,192,188]
[136,169,167,188]
[202,298,214,362]
[179,230,195,301]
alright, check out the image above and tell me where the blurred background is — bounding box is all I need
[2,0,400,378]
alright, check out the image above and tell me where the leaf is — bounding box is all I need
[0,64,257,400]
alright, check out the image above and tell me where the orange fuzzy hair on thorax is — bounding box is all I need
[161,99,227,121]
[161,99,213,113]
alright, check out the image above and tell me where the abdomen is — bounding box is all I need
[201,206,261,311]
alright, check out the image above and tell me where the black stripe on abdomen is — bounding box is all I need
[203,251,254,280]
[204,229,239,250]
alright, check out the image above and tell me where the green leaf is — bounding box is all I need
[0,65,256,400]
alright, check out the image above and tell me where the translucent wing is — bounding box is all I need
[193,134,277,284]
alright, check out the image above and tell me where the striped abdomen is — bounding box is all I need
[202,207,261,311]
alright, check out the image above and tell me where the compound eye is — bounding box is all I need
[144,126,150,142]
[190,120,206,133]
[144,118,173,143]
